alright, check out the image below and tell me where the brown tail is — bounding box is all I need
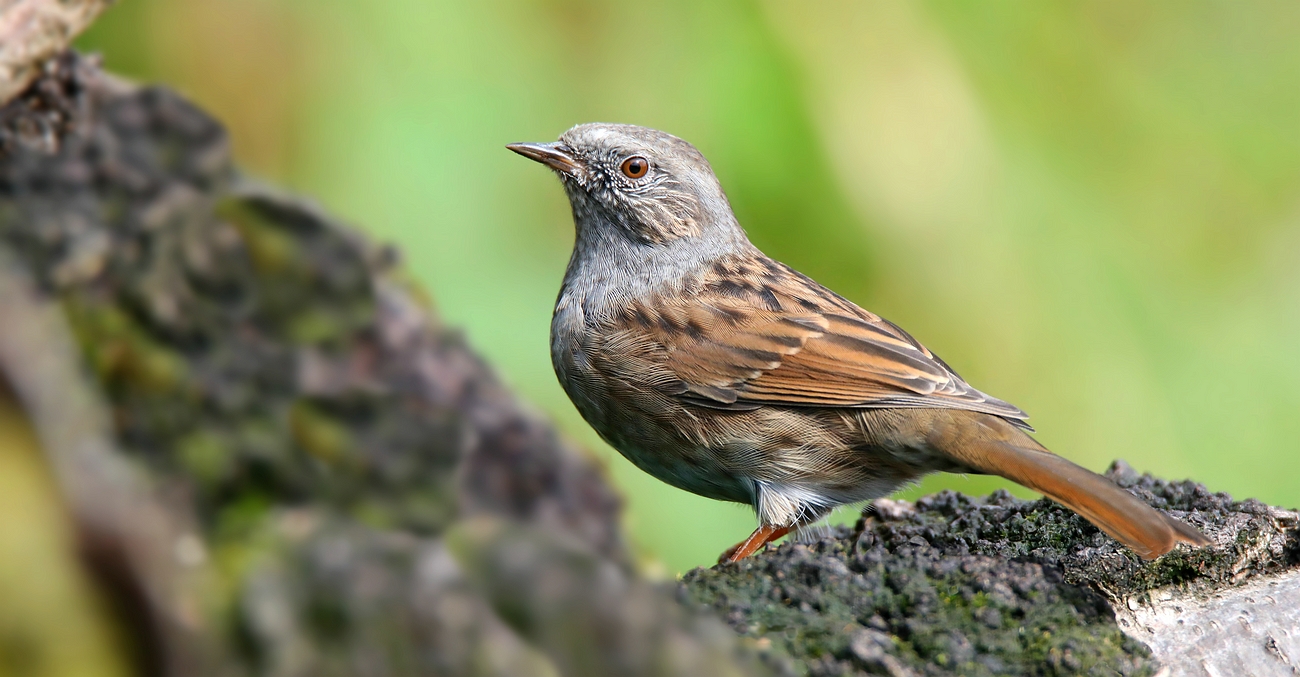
[933,414,1212,560]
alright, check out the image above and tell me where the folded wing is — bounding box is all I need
[595,253,1031,428]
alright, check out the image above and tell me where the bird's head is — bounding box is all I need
[508,123,740,246]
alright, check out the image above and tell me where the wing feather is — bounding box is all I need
[593,253,1031,428]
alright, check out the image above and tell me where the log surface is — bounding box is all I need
[684,464,1298,676]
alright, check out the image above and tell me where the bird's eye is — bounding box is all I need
[620,156,649,179]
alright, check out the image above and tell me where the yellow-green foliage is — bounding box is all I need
[0,396,130,677]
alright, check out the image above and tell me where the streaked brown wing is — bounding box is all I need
[595,253,1031,428]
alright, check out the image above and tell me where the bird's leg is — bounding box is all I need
[718,524,792,563]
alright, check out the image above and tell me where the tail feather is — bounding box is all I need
[937,418,1212,560]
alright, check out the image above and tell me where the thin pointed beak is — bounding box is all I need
[506,142,581,176]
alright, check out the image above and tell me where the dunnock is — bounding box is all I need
[508,123,1210,563]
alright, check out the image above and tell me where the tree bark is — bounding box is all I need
[0,0,111,103]
[0,50,765,677]
[685,469,1299,676]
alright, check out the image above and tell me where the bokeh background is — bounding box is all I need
[76,0,1300,575]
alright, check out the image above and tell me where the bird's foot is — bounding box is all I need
[718,524,792,563]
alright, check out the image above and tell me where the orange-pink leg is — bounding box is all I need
[718,525,793,563]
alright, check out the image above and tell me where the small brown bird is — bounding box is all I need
[508,123,1211,563]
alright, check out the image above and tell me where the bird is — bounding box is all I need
[507,123,1212,564]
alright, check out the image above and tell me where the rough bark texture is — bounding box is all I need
[1,48,1297,677]
[0,52,764,677]
[683,464,1299,676]
[0,0,111,102]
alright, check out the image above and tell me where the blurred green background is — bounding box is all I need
[76,0,1300,575]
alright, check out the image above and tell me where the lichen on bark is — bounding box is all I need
[681,463,1298,676]
[0,51,763,676]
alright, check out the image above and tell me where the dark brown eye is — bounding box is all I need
[620,156,649,179]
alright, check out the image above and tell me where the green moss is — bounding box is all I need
[216,195,378,345]
[290,400,355,466]
[63,300,189,394]
[685,538,1154,676]
[681,466,1298,676]
[214,493,276,543]
[177,430,236,486]
[220,201,300,276]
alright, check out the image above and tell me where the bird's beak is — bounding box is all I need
[506,142,581,177]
